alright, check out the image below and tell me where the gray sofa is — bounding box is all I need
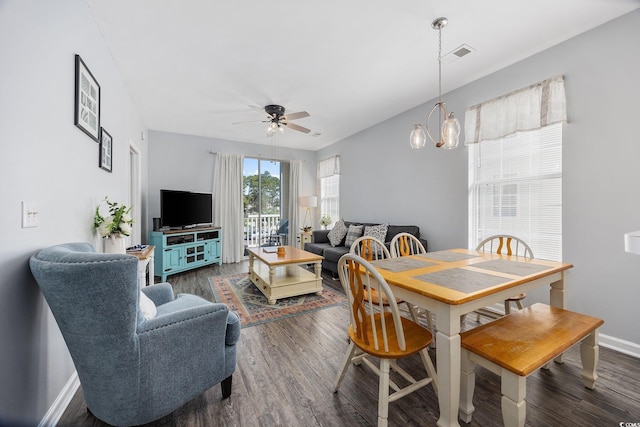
[304,222,428,278]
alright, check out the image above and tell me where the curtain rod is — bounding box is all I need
[209,150,303,163]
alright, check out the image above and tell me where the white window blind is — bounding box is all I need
[318,156,340,227]
[468,123,562,261]
[321,174,340,227]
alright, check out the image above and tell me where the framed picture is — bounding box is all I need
[74,54,101,141]
[99,128,112,172]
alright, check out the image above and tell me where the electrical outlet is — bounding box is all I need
[22,201,38,228]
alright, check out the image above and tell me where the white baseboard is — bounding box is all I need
[599,334,640,359]
[38,371,79,427]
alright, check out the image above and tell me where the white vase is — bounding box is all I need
[104,234,126,254]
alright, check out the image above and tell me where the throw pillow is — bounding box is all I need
[363,223,389,255]
[139,291,157,320]
[328,218,349,247]
[344,224,364,248]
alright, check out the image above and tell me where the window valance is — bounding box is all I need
[317,155,340,178]
[464,75,567,144]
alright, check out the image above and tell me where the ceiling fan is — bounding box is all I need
[234,104,311,136]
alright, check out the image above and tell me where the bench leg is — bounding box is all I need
[459,349,475,423]
[580,330,600,389]
[501,372,526,427]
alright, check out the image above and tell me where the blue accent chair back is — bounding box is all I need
[29,242,240,426]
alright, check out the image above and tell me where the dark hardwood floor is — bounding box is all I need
[58,260,640,426]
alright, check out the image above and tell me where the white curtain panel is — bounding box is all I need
[212,153,244,263]
[288,160,302,246]
[464,75,567,144]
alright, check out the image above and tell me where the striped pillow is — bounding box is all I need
[344,225,363,248]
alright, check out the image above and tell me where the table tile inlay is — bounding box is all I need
[372,257,436,272]
[418,250,479,262]
[413,268,510,293]
[472,259,551,276]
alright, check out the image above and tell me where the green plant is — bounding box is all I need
[94,197,133,237]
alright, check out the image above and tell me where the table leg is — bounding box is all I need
[550,272,567,363]
[314,261,323,295]
[268,266,276,284]
[436,306,462,427]
[148,254,154,285]
[550,273,566,309]
[137,260,146,287]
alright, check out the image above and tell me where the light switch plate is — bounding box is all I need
[22,201,38,228]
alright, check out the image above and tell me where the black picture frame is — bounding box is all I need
[99,128,112,172]
[74,54,101,141]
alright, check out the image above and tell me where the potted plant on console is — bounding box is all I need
[94,197,133,254]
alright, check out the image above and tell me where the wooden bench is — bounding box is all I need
[459,303,604,427]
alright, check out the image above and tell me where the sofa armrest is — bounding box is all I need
[312,229,330,243]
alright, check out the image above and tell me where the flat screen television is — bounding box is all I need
[160,189,213,228]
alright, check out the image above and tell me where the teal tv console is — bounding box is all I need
[149,226,222,282]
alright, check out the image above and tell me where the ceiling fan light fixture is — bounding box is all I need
[266,121,278,136]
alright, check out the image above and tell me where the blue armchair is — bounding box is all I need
[29,242,240,426]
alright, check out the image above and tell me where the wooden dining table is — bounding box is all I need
[369,248,573,427]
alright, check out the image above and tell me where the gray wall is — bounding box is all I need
[146,130,319,239]
[0,0,147,424]
[318,10,640,351]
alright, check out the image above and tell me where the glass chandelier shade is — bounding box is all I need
[410,124,427,149]
[441,112,461,149]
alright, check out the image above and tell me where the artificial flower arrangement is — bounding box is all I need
[94,197,133,237]
[319,215,332,229]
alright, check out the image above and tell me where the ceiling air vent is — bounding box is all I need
[442,44,475,63]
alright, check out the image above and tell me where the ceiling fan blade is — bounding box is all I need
[232,119,265,125]
[282,111,310,121]
[284,122,311,134]
[249,105,264,113]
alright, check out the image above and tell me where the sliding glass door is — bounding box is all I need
[243,158,289,249]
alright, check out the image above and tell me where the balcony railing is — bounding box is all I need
[244,214,281,247]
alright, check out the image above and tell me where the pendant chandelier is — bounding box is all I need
[410,17,460,150]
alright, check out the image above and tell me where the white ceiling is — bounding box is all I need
[86,0,639,151]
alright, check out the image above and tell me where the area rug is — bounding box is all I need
[207,273,347,328]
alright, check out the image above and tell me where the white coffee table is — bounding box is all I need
[247,245,324,304]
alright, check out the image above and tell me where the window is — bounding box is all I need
[320,174,339,227]
[468,123,562,261]
[318,156,340,227]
